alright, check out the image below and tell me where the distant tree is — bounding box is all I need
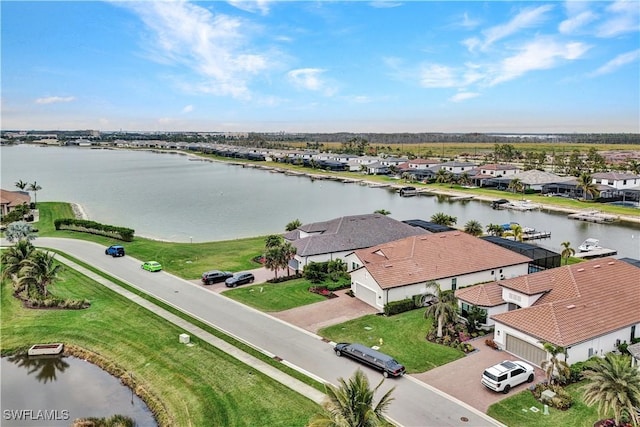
[28,181,42,206]
[507,178,524,196]
[561,241,575,265]
[401,172,412,182]
[434,168,452,185]
[4,221,37,243]
[458,172,471,187]
[265,234,283,249]
[14,179,28,191]
[374,209,391,215]
[285,219,302,231]
[463,220,483,236]
[504,223,524,242]
[627,160,640,174]
[485,223,504,237]
[577,172,599,200]
[582,353,640,427]
[308,368,394,427]
[424,281,458,339]
[430,212,457,227]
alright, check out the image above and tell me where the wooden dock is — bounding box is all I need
[574,248,618,259]
[568,210,618,223]
[522,231,551,240]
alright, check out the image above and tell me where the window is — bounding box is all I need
[588,348,594,357]
[451,278,457,290]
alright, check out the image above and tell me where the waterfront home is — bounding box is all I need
[456,257,640,366]
[436,161,478,174]
[284,213,427,273]
[493,170,570,192]
[471,163,520,187]
[344,231,531,311]
[0,189,31,216]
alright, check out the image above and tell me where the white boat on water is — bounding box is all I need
[504,200,541,211]
[578,238,602,252]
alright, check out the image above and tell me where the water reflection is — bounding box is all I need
[5,354,70,384]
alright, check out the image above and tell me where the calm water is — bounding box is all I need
[0,356,156,426]
[1,144,639,258]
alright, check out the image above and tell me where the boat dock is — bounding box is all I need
[522,230,551,240]
[574,248,618,259]
[568,210,618,223]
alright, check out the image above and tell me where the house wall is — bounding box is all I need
[501,288,545,308]
[565,322,640,364]
[294,250,353,271]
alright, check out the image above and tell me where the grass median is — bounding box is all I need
[1,264,320,426]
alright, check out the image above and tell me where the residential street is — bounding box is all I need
[28,237,504,427]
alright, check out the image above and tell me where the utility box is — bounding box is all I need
[541,389,556,401]
[179,333,190,344]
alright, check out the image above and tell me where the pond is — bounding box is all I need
[0,355,156,426]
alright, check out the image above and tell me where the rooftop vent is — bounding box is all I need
[608,261,615,265]
[594,265,601,269]
[567,304,576,309]
[577,268,585,272]
[383,264,393,268]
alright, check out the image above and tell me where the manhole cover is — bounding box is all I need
[460,417,469,422]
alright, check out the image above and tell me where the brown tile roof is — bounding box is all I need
[354,231,531,289]
[0,189,30,207]
[455,282,505,307]
[492,258,640,347]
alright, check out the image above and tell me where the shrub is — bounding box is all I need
[383,298,416,316]
[54,218,135,241]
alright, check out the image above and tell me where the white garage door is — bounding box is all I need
[354,282,378,308]
[505,334,546,367]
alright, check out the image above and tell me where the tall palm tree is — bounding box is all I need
[373,209,391,215]
[28,181,42,205]
[561,241,575,265]
[463,220,483,236]
[582,353,640,426]
[308,368,394,427]
[540,342,570,386]
[285,219,302,232]
[18,250,62,297]
[434,168,452,185]
[577,172,599,200]
[423,281,458,338]
[507,178,524,197]
[265,234,283,249]
[281,241,297,277]
[458,172,471,187]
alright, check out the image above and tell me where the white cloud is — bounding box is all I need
[35,96,76,105]
[590,49,640,76]
[559,10,598,34]
[460,12,480,30]
[287,68,337,96]
[182,105,194,113]
[450,91,480,102]
[480,5,554,50]
[595,1,640,37]
[419,64,458,88]
[368,1,402,9]
[490,37,590,85]
[118,1,272,99]
[227,0,271,15]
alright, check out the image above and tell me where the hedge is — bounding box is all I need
[54,218,135,241]
[384,298,418,316]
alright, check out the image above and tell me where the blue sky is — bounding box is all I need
[2,1,639,133]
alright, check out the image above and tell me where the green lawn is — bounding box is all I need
[1,267,319,427]
[224,278,327,311]
[487,382,600,427]
[319,309,464,373]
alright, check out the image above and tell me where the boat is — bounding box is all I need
[399,186,417,197]
[578,238,602,252]
[503,200,541,211]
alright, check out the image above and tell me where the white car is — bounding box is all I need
[481,360,535,393]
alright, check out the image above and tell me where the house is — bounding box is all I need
[344,231,531,311]
[457,257,640,366]
[284,213,427,273]
[493,170,571,192]
[436,161,478,174]
[364,162,390,175]
[0,189,31,217]
[629,342,640,369]
[406,159,442,170]
[471,164,520,187]
[592,172,640,190]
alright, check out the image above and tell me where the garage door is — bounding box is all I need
[505,335,546,367]
[354,282,378,308]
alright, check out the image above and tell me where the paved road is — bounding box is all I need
[30,238,503,427]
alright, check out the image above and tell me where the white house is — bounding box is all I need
[284,213,427,273]
[592,172,640,190]
[344,231,531,311]
[407,159,442,170]
[458,258,640,366]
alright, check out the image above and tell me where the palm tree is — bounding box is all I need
[507,178,524,197]
[285,219,302,232]
[374,209,390,215]
[504,223,524,242]
[18,250,62,297]
[265,234,283,249]
[281,241,297,277]
[485,223,504,237]
[582,353,640,426]
[15,179,28,191]
[561,241,575,265]
[4,221,37,242]
[434,168,452,185]
[463,220,483,236]
[458,172,471,187]
[28,181,42,206]
[264,245,284,279]
[423,281,458,338]
[400,172,412,183]
[577,172,599,200]
[1,240,35,285]
[430,212,457,227]
[540,342,570,386]
[308,368,394,427]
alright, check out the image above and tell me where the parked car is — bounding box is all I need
[141,261,162,272]
[105,245,125,257]
[334,342,405,378]
[481,360,535,393]
[224,272,255,288]
[201,270,233,285]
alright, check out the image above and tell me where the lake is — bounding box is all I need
[1,144,638,258]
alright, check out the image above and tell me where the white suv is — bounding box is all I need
[481,360,535,393]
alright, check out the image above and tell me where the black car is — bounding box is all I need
[224,272,255,288]
[201,270,233,285]
[334,342,405,378]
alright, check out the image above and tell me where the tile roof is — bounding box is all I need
[289,213,427,256]
[492,258,640,347]
[0,189,30,207]
[592,172,640,181]
[455,282,505,307]
[353,231,531,289]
